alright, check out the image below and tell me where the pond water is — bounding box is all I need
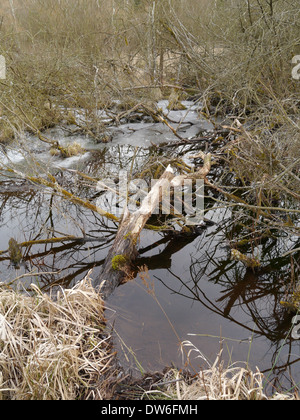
[0,101,299,392]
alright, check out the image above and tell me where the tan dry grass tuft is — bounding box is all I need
[0,274,114,400]
[145,343,296,401]
[163,365,295,400]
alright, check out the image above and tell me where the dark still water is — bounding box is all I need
[0,171,298,392]
[107,209,300,391]
[0,119,299,393]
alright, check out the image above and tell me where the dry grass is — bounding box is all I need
[0,275,297,401]
[0,274,114,400]
[145,343,296,401]
[157,365,295,401]
[0,0,298,140]
[0,1,298,400]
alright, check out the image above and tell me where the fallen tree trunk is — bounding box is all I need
[4,153,211,299]
[95,153,212,300]
[94,165,175,299]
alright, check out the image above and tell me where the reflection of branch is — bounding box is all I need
[137,231,199,270]
[205,178,300,214]
[153,222,298,347]
[0,235,108,256]
[5,168,120,222]
[5,271,62,286]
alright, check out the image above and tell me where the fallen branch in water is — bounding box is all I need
[95,153,212,299]
[2,153,215,299]
[142,103,186,141]
[111,101,188,141]
[95,165,176,299]
[4,168,120,223]
[205,179,300,215]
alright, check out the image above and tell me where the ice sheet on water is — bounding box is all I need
[0,148,25,165]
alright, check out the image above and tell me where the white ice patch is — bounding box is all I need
[54,152,90,169]
[0,149,25,165]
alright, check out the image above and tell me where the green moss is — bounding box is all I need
[123,232,138,245]
[111,255,128,271]
[123,232,132,240]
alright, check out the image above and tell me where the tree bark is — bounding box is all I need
[95,153,212,300]
[94,165,175,299]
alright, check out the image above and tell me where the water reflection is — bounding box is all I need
[134,209,300,389]
[0,145,158,289]
[0,143,299,392]
[0,185,116,290]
